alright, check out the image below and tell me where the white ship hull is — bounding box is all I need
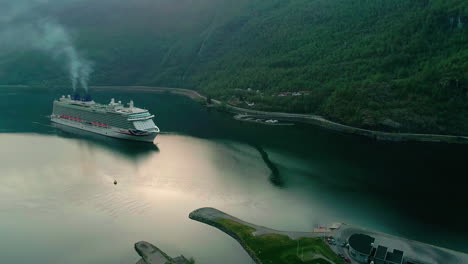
[51,116,158,143]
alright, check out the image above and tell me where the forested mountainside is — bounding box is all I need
[1,0,467,134]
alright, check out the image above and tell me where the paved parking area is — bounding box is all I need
[329,224,468,264]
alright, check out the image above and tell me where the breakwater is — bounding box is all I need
[189,208,263,264]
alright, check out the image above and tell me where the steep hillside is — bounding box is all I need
[188,0,467,134]
[0,0,466,134]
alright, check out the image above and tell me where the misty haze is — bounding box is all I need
[0,1,467,264]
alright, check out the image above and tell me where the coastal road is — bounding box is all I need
[90,85,468,144]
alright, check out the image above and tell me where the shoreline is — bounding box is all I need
[91,86,468,145]
[189,208,263,264]
[3,84,466,144]
[189,207,468,264]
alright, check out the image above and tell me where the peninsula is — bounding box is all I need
[189,207,468,264]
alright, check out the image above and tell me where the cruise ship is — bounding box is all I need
[51,94,159,143]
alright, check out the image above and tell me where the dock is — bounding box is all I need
[134,241,191,264]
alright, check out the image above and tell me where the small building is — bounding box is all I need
[348,234,406,264]
[329,223,342,230]
[373,245,388,264]
[348,233,375,263]
[385,249,404,264]
[369,244,404,264]
[313,226,331,233]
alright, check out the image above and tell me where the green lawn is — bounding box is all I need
[217,219,345,264]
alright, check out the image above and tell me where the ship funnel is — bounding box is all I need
[110,98,115,105]
[72,93,81,101]
[129,100,134,109]
[83,94,93,102]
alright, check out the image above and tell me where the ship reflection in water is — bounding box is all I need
[53,122,159,160]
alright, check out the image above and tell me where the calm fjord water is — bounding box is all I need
[0,87,467,264]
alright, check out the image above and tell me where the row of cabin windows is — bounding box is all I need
[54,104,132,128]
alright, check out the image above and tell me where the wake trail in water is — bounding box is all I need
[250,143,284,187]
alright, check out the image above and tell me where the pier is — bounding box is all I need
[134,241,191,264]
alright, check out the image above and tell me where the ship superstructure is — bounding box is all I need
[51,95,159,143]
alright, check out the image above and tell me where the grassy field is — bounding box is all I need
[217,219,345,264]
